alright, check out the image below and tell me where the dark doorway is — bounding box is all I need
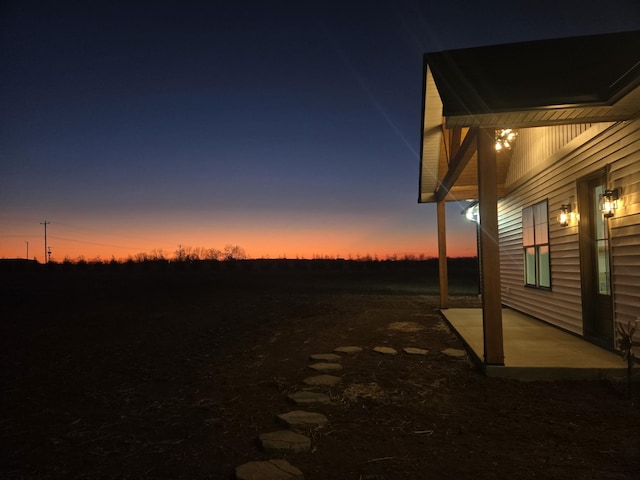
[577,170,614,348]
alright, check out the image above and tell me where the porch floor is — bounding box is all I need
[440,308,632,381]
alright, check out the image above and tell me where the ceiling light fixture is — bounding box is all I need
[495,129,517,151]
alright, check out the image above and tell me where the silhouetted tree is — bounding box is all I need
[204,248,223,261]
[223,244,247,260]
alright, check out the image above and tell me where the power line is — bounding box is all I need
[48,235,146,251]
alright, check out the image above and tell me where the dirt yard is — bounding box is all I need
[1,262,638,479]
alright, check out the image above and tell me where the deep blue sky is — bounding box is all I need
[1,1,639,260]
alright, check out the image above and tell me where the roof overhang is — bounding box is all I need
[419,30,640,204]
[419,65,444,203]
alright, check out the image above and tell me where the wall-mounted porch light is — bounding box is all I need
[462,201,480,223]
[495,129,517,151]
[557,204,571,227]
[600,188,620,218]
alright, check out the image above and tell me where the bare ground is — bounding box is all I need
[1,263,638,479]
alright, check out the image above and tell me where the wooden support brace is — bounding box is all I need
[435,128,478,202]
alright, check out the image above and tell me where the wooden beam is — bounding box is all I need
[440,185,506,202]
[477,128,504,366]
[437,200,448,309]
[449,128,462,159]
[435,128,478,202]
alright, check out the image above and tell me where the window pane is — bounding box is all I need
[538,245,550,288]
[535,222,548,245]
[594,185,607,241]
[593,185,606,239]
[534,202,549,244]
[522,207,534,246]
[597,239,611,295]
[525,247,536,285]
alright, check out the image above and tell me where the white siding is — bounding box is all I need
[609,128,640,356]
[506,124,593,186]
[499,119,640,349]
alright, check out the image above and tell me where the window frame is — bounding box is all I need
[522,199,551,290]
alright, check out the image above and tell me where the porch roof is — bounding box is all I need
[419,30,640,203]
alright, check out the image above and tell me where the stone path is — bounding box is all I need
[235,340,451,479]
[307,362,342,372]
[287,391,331,405]
[259,430,311,453]
[303,374,341,386]
[235,459,304,480]
[442,347,467,358]
[334,346,362,354]
[372,346,398,355]
[309,353,342,362]
[277,410,329,429]
[404,347,428,355]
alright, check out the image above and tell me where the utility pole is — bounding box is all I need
[25,241,29,260]
[40,220,50,264]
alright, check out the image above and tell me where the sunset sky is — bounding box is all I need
[2,1,639,261]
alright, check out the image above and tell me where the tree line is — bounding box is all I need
[54,246,439,265]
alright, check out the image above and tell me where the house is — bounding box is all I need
[419,30,640,368]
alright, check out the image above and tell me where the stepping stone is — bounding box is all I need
[309,353,342,362]
[442,348,466,358]
[259,430,311,453]
[303,374,342,387]
[287,391,331,405]
[373,346,398,355]
[235,459,304,480]
[404,347,428,355]
[334,346,362,354]
[308,362,342,372]
[277,410,329,428]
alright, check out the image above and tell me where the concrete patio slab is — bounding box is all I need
[441,308,633,381]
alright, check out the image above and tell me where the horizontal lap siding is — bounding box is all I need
[606,124,640,350]
[506,124,592,185]
[499,120,640,339]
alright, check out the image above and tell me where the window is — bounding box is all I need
[522,200,550,289]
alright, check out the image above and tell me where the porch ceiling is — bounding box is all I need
[419,30,640,204]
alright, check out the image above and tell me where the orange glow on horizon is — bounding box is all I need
[0,225,477,262]
[0,235,476,262]
[0,207,478,262]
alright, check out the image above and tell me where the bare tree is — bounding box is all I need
[204,248,223,261]
[174,245,186,262]
[149,249,166,261]
[134,252,149,262]
[223,244,247,260]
